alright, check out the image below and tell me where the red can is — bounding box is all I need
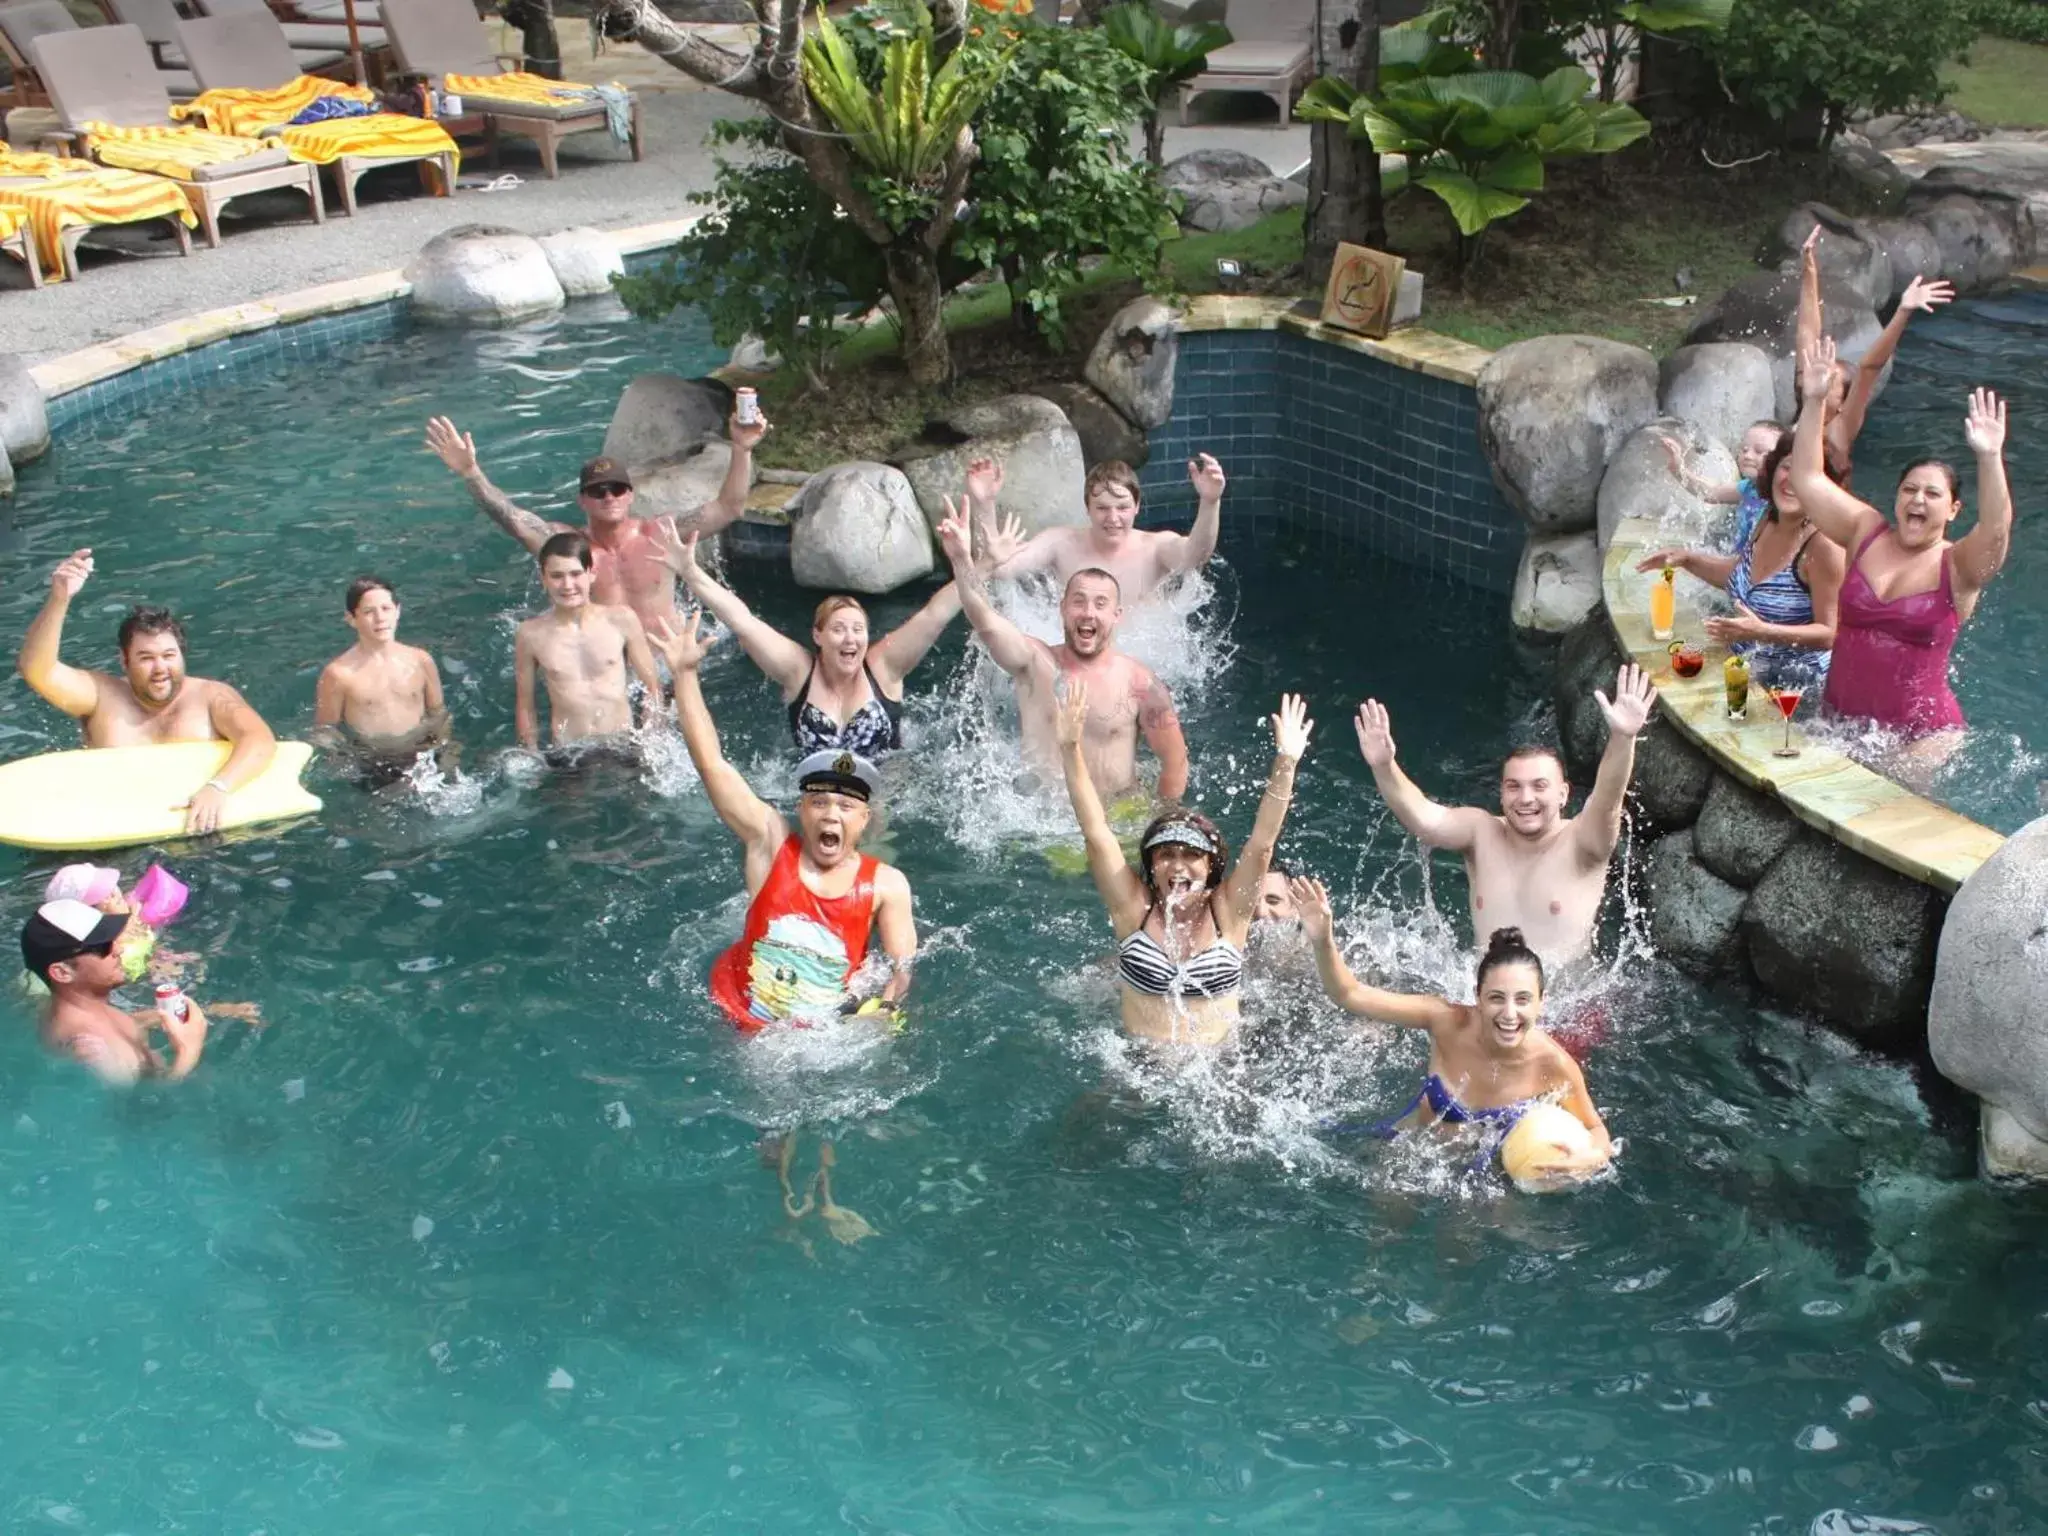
[154,983,190,1022]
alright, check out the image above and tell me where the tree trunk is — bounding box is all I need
[1486,0,1521,66]
[502,0,562,79]
[887,244,952,386]
[1143,109,1165,168]
[1303,0,1385,289]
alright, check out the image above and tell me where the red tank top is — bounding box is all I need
[710,837,879,1031]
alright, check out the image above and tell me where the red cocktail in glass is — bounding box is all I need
[1768,685,1804,758]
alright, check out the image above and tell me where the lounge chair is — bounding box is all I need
[0,147,196,281]
[198,0,389,66]
[176,12,456,216]
[380,0,640,179]
[1178,0,1314,125]
[0,202,42,285]
[31,24,324,247]
[4,0,202,110]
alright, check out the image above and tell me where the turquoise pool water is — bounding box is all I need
[2,299,2046,1533]
[1847,289,2047,832]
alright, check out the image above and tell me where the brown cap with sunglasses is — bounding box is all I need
[578,457,633,494]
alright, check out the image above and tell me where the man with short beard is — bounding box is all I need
[1352,665,1656,969]
[17,550,277,834]
[938,506,1188,803]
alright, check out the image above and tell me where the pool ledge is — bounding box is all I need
[1176,294,1491,387]
[27,215,702,402]
[1604,513,2004,894]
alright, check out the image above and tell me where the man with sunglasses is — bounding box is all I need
[21,899,209,1085]
[423,408,768,632]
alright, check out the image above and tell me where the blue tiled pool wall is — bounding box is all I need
[1138,329,1522,592]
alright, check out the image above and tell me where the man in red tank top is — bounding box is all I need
[652,613,918,1030]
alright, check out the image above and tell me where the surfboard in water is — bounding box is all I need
[0,741,322,851]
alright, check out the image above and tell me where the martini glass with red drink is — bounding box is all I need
[1767,671,1806,758]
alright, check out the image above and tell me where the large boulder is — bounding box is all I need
[1903,164,2039,267]
[896,393,1087,539]
[1159,148,1274,188]
[1629,718,1715,831]
[1860,217,1944,306]
[1645,828,1749,974]
[1691,772,1802,888]
[1595,418,1735,549]
[1829,140,1912,203]
[1553,615,1628,783]
[1743,834,1947,1049]
[1177,176,1308,233]
[602,373,731,471]
[0,442,12,499]
[536,226,624,298]
[1026,380,1149,470]
[1900,192,2023,294]
[1657,344,1778,457]
[1083,296,1179,430]
[1684,269,1882,423]
[1928,816,2048,1176]
[0,353,50,465]
[790,462,935,594]
[630,440,745,523]
[1509,530,1601,639]
[1475,336,1659,533]
[1774,204,1893,311]
[404,224,565,324]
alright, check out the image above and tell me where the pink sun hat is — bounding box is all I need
[130,865,189,926]
[44,863,121,908]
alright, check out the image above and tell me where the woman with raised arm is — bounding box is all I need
[1790,334,2015,745]
[1055,681,1311,1048]
[1637,433,1847,687]
[1292,879,1612,1184]
[658,474,1022,757]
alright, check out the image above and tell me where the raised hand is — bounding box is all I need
[649,609,718,674]
[1270,692,1313,762]
[1053,675,1089,749]
[1288,875,1334,943]
[964,454,1003,509]
[1703,601,1765,643]
[980,511,1028,572]
[1963,387,2007,458]
[1635,547,1690,574]
[1899,275,1955,314]
[423,415,478,476]
[1797,334,1837,404]
[50,548,93,598]
[936,498,974,571]
[1594,663,1656,737]
[1658,433,1687,481]
[1353,698,1396,769]
[1188,452,1226,503]
[728,409,770,453]
[1800,224,1820,275]
[654,518,703,581]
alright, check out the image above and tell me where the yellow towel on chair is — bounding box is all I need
[441,70,613,109]
[80,122,273,182]
[0,159,196,281]
[276,114,459,171]
[172,76,377,137]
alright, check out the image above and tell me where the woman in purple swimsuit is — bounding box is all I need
[1789,335,2015,757]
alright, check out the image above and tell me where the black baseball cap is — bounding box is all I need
[20,899,129,979]
[579,456,632,492]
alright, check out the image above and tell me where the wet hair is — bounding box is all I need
[1083,460,1142,506]
[1476,927,1545,994]
[538,530,593,570]
[116,605,185,655]
[812,594,868,631]
[1897,458,1960,501]
[1500,743,1564,779]
[1266,859,1294,881]
[1065,567,1122,602]
[1747,418,1786,439]
[1137,809,1230,895]
[345,575,395,614]
[1757,437,1842,522]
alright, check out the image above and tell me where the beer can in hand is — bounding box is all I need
[735,387,760,427]
[154,983,190,1023]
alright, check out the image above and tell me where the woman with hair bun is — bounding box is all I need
[1293,881,1613,1182]
[1054,683,1311,1047]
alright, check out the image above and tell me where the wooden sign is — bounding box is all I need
[1321,242,1406,338]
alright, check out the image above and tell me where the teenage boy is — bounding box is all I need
[313,575,451,780]
[514,531,662,752]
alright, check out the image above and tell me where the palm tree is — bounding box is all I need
[1098,3,1231,166]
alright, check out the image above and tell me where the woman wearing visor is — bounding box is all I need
[1053,683,1313,1047]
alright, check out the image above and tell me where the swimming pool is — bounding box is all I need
[2,297,2043,1533]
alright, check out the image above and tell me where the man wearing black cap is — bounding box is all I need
[21,900,208,1084]
[649,613,916,1030]
[422,407,769,632]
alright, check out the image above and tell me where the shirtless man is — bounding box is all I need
[18,550,277,834]
[514,532,662,751]
[987,454,1226,604]
[939,505,1188,802]
[1353,665,1656,968]
[22,899,208,1086]
[423,408,768,631]
[313,575,450,777]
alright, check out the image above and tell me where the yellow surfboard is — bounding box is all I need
[0,741,322,851]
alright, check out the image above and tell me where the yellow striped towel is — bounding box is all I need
[278,114,459,171]
[0,162,196,281]
[440,71,617,110]
[80,122,274,182]
[172,76,376,137]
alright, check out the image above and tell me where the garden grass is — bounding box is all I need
[1945,36,2048,129]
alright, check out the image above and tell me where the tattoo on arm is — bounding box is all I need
[465,473,554,552]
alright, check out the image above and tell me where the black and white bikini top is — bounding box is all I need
[1116,918,1245,1000]
[787,660,903,757]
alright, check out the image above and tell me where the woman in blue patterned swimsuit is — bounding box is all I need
[662,515,1021,756]
[1638,438,1846,688]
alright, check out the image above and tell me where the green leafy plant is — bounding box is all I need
[1973,0,2048,43]
[1098,2,1233,164]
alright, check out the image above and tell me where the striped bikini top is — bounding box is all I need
[1116,923,1245,999]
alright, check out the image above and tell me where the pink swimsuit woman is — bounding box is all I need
[1822,527,1965,736]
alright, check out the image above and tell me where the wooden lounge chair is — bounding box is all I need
[380,0,640,179]
[31,24,324,247]
[1178,0,1315,125]
[198,0,389,66]
[0,148,196,282]
[176,12,456,216]
[4,0,200,110]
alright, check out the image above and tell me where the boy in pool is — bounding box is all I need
[986,455,1228,604]
[22,900,209,1086]
[313,575,453,783]
[515,532,663,754]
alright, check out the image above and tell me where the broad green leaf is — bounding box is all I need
[1415,167,1530,235]
[1621,0,1732,34]
[1585,101,1652,152]
[1296,74,1360,122]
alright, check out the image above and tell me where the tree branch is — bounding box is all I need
[930,0,966,63]
[921,125,977,253]
[599,0,762,94]
[778,95,895,246]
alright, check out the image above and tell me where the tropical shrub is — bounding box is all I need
[1700,0,1980,138]
[1973,0,2048,44]
[1098,2,1233,164]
